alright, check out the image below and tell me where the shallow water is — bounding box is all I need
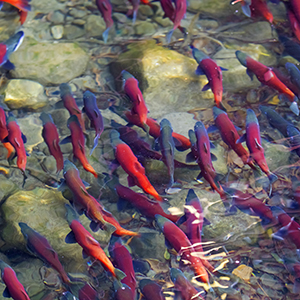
[0,0,300,299]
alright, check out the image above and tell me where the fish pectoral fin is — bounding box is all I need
[203,142,208,153]
[202,83,211,91]
[236,133,246,144]
[263,69,274,82]
[134,161,145,174]
[206,125,218,134]
[21,133,27,143]
[60,135,72,144]
[241,3,251,17]
[137,94,142,104]
[195,66,205,76]
[186,151,196,163]
[65,231,77,244]
[210,152,217,161]
[176,214,187,225]
[82,250,89,259]
[127,175,136,187]
[2,60,15,70]
[254,138,263,150]
[80,186,90,196]
[3,287,11,298]
[14,137,20,148]
[246,69,254,81]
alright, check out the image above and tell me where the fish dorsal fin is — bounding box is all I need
[52,139,59,151]
[65,231,77,244]
[137,94,142,104]
[203,142,208,153]
[254,138,262,150]
[14,137,20,148]
[264,69,274,82]
[3,287,11,298]
[85,235,99,247]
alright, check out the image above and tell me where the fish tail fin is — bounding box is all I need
[11,0,31,11]
[289,100,299,116]
[117,228,140,237]
[166,29,174,43]
[132,10,137,25]
[102,27,110,44]
[84,163,98,178]
[114,268,126,281]
[268,172,278,184]
[90,134,99,155]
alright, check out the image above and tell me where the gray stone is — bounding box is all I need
[0,174,18,203]
[4,80,48,110]
[134,21,156,36]
[84,14,106,38]
[139,5,154,17]
[50,25,64,39]
[63,25,85,39]
[10,38,89,86]
[69,8,88,19]
[72,19,86,26]
[48,10,65,24]
[153,16,173,27]
[113,12,128,24]
[31,0,65,14]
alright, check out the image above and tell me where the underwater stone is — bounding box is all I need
[153,16,173,27]
[31,0,65,14]
[111,40,211,118]
[9,38,89,86]
[51,25,64,39]
[48,10,65,24]
[134,21,156,36]
[4,79,48,110]
[0,188,109,271]
[84,14,106,38]
[63,25,85,39]
[0,174,19,203]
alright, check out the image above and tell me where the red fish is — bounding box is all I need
[0,260,31,300]
[111,130,162,201]
[62,160,139,237]
[78,283,98,300]
[65,205,125,280]
[156,215,209,283]
[231,0,273,23]
[210,106,256,169]
[96,0,113,43]
[0,107,14,159]
[109,237,136,298]
[115,183,179,222]
[59,83,86,132]
[19,222,71,285]
[4,114,27,185]
[1,0,31,11]
[121,71,149,134]
[170,268,205,300]
[191,46,227,109]
[124,111,191,151]
[178,189,214,272]
[61,115,97,177]
[236,109,277,183]
[82,91,104,155]
[288,8,300,42]
[236,51,299,115]
[160,0,175,22]
[166,0,187,43]
[139,279,166,300]
[189,121,224,197]
[40,112,64,173]
[290,0,300,24]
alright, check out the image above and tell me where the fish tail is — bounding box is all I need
[115,227,140,237]
[90,134,99,156]
[194,263,210,283]
[2,142,14,160]
[166,29,174,43]
[19,10,28,24]
[9,0,31,11]
[114,268,126,281]
[289,100,299,116]
[102,27,110,44]
[84,163,98,178]
[132,10,137,25]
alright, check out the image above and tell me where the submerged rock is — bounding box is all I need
[9,38,89,86]
[4,79,48,110]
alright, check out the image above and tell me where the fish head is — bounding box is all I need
[60,83,72,97]
[83,91,96,106]
[110,129,123,147]
[235,51,248,67]
[213,106,226,120]
[63,159,78,176]
[121,70,135,81]
[6,112,16,124]
[160,118,172,130]
[67,115,80,128]
[5,31,24,57]
[246,109,258,126]
[65,204,79,225]
[170,268,184,283]
[185,189,198,204]
[0,260,10,273]
[39,112,53,125]
[155,214,169,231]
[191,46,208,63]
[19,222,33,238]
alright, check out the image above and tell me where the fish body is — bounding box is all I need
[291,0,300,24]
[288,8,300,42]
[0,107,13,159]
[122,71,149,133]
[63,115,97,177]
[213,106,251,166]
[78,283,98,300]
[40,112,63,173]
[159,119,175,189]
[96,0,113,43]
[114,283,134,300]
[237,109,277,183]
[59,83,85,131]
[0,260,30,300]
[115,183,179,222]
[5,114,27,174]
[236,51,299,115]
[192,47,225,108]
[82,91,104,155]
[155,215,209,283]
[139,279,166,300]
[160,0,175,21]
[109,237,136,297]
[1,0,31,11]
[111,130,162,201]
[193,121,224,197]
[285,62,300,95]
[19,222,70,285]
[170,268,204,300]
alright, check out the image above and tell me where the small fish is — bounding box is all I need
[236,51,299,115]
[224,187,274,225]
[82,91,104,155]
[19,222,71,285]
[4,113,27,185]
[60,115,97,177]
[209,106,254,168]
[236,109,277,183]
[170,268,205,300]
[155,215,209,283]
[96,0,113,43]
[59,83,86,132]
[139,279,166,300]
[158,119,177,192]
[0,31,24,70]
[40,112,64,173]
[0,107,14,160]
[115,183,179,222]
[109,237,136,298]
[191,46,227,109]
[0,260,31,300]
[191,121,225,197]
[166,0,187,43]
[231,0,273,23]
[64,204,126,280]
[121,71,149,134]
[110,130,162,201]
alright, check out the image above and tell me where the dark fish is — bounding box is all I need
[139,279,166,300]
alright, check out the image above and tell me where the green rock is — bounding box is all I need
[134,21,156,36]
[139,5,154,17]
[9,38,89,86]
[63,25,85,39]
[84,14,106,38]
[153,16,173,27]
[4,79,48,110]
[0,174,18,203]
[110,40,212,118]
